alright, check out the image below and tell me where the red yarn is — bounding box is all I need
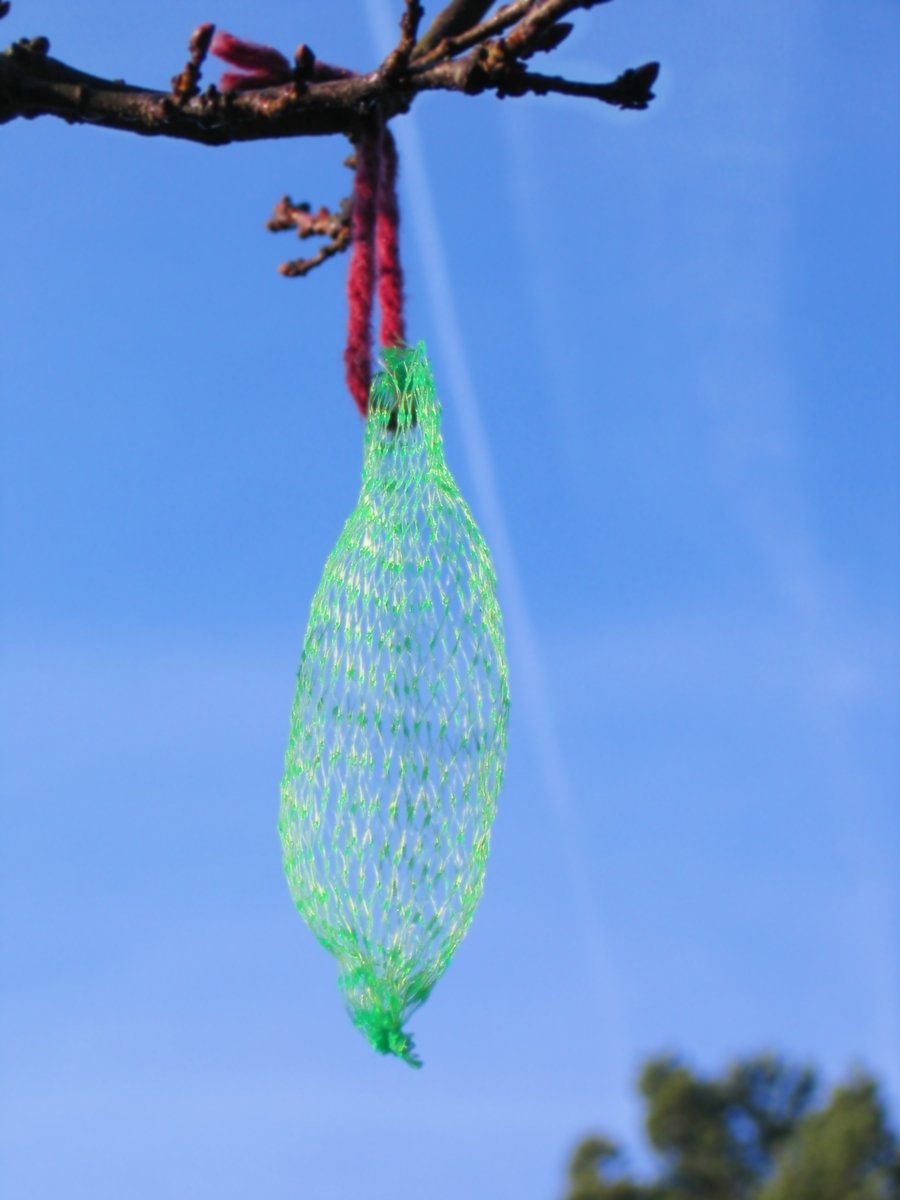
[376,128,406,351]
[344,130,380,417]
[211,31,292,91]
[211,32,356,89]
[210,30,406,417]
[345,121,407,418]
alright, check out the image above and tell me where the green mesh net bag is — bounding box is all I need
[279,342,509,1066]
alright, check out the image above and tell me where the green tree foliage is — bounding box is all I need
[564,1056,900,1200]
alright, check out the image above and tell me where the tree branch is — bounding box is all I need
[0,36,412,143]
[267,194,352,277]
[0,15,657,146]
[495,59,659,108]
[414,51,658,109]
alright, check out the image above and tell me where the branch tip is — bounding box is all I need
[171,22,215,104]
[191,23,216,59]
[401,1,426,50]
[381,1,426,81]
[610,60,659,109]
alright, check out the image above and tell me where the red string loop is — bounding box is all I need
[375,128,406,353]
[345,120,406,418]
[344,129,380,417]
[210,33,406,418]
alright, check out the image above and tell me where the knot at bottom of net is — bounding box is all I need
[351,1007,422,1068]
[339,961,429,1068]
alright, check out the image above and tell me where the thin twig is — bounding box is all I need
[267,195,352,277]
[496,60,659,107]
[400,1,426,54]
[170,23,214,105]
[412,0,585,66]
[414,49,658,109]
[382,0,426,80]
[414,0,532,64]
[415,0,497,57]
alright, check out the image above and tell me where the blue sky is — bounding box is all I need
[2,2,898,1197]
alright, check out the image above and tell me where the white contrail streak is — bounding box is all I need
[365,1,631,1082]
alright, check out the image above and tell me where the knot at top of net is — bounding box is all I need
[367,342,440,441]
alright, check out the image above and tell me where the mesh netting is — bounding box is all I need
[279,343,509,1066]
